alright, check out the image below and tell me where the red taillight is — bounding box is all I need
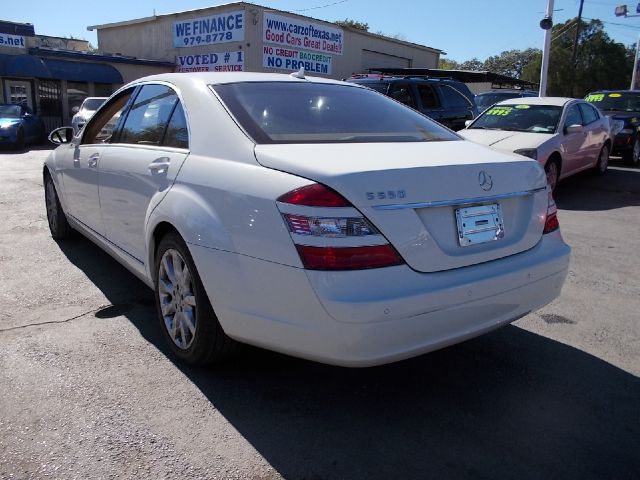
[296,245,403,270]
[543,191,560,234]
[277,183,350,207]
[278,183,405,270]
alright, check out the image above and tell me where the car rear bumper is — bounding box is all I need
[189,231,570,367]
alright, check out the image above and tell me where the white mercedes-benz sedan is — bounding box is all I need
[43,72,570,367]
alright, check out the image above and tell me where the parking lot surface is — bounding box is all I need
[0,147,638,480]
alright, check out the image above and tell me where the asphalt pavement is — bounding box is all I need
[0,146,638,480]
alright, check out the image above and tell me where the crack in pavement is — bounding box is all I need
[0,304,113,333]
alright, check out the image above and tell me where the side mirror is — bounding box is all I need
[464,120,473,128]
[71,106,80,114]
[565,124,583,134]
[49,127,75,145]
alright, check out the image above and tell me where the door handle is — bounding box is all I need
[148,157,171,175]
[87,153,99,168]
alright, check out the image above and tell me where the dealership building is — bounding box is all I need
[88,1,443,81]
[1,3,443,129]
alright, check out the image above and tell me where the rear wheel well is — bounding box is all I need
[150,222,180,277]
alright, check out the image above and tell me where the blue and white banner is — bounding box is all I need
[176,51,244,72]
[173,11,244,48]
[0,33,25,49]
[263,12,343,55]
[262,46,332,75]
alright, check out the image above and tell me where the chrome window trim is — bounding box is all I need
[371,187,547,210]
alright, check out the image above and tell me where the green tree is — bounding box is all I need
[522,19,634,97]
[483,48,541,79]
[439,58,461,69]
[334,19,369,31]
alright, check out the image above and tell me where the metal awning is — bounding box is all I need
[40,58,123,83]
[0,54,50,78]
[0,53,123,83]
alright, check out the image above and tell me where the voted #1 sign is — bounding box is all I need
[176,51,244,72]
[173,11,244,47]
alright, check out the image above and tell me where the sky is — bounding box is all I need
[4,0,640,61]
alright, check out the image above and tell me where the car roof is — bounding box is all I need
[132,72,352,89]
[476,90,537,96]
[496,96,575,107]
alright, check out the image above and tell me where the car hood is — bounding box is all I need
[459,129,554,152]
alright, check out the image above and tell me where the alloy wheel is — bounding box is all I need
[157,249,197,350]
[45,179,58,233]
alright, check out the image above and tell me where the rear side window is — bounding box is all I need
[388,83,416,108]
[213,82,459,144]
[440,86,471,108]
[119,85,178,145]
[163,102,189,149]
[417,84,440,108]
[578,103,599,125]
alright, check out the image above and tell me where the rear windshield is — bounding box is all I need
[212,82,459,144]
[585,92,640,112]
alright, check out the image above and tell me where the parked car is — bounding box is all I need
[459,97,611,191]
[475,89,538,113]
[0,103,45,148]
[347,74,478,131]
[44,72,570,367]
[585,90,640,165]
[71,97,108,134]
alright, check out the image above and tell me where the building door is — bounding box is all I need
[4,80,34,110]
[37,80,63,133]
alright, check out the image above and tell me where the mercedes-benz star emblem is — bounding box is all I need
[478,170,493,191]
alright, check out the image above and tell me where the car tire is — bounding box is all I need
[594,143,609,176]
[44,173,75,240]
[154,232,238,366]
[544,158,560,191]
[624,138,640,166]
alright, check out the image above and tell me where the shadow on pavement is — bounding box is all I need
[554,164,640,211]
[57,231,640,480]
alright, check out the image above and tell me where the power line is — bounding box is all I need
[292,0,349,12]
[583,17,640,29]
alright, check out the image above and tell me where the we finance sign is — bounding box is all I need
[173,11,244,47]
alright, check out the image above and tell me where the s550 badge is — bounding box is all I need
[366,190,406,201]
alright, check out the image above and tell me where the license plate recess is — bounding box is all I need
[455,203,504,247]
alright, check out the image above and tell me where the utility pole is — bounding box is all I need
[539,0,554,96]
[571,0,584,66]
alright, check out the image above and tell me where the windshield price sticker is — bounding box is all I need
[486,106,513,116]
[585,94,604,102]
[608,93,622,98]
[514,105,530,109]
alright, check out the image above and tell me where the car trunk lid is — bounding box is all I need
[255,140,548,272]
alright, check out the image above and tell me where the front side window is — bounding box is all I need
[578,103,599,125]
[212,82,459,144]
[82,89,134,145]
[563,105,583,129]
[119,85,178,145]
